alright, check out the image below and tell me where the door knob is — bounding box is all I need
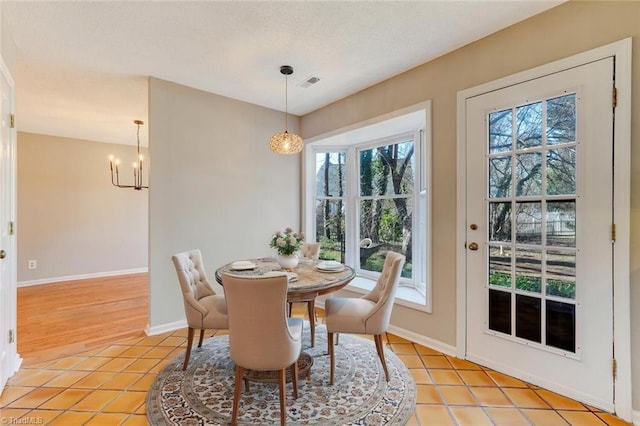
[468,242,479,251]
[0,250,5,259]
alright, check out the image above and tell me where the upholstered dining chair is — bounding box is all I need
[222,272,303,426]
[288,242,321,320]
[324,251,406,384]
[171,249,228,371]
[299,242,321,260]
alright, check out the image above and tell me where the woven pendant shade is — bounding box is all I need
[269,131,303,154]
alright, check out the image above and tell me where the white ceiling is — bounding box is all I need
[2,1,563,147]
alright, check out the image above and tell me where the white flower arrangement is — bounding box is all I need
[269,227,304,256]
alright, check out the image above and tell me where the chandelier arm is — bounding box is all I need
[111,182,149,190]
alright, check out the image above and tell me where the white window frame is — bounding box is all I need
[303,101,432,312]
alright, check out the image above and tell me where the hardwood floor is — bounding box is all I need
[17,273,149,366]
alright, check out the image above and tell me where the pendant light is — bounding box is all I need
[269,65,303,154]
[108,120,148,190]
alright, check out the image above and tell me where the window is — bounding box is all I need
[313,152,347,263]
[305,104,431,310]
[357,136,415,280]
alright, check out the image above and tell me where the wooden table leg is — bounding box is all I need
[307,299,316,347]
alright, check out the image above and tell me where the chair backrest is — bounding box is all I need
[222,273,301,370]
[300,242,320,260]
[171,250,215,325]
[362,251,406,334]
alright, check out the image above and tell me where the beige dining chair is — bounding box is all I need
[299,242,321,260]
[324,251,406,384]
[289,242,321,320]
[171,249,229,371]
[222,272,303,426]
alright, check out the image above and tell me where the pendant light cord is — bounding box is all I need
[284,73,288,132]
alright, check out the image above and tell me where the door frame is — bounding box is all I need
[0,55,19,393]
[456,38,631,420]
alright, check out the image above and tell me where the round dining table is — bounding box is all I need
[214,257,355,348]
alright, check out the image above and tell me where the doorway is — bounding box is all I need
[456,39,632,419]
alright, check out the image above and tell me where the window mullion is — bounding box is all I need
[346,145,358,267]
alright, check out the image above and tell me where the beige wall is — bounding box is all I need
[301,1,640,413]
[148,78,301,328]
[17,132,148,282]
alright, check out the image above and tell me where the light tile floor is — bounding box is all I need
[0,308,632,425]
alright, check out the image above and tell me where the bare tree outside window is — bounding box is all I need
[315,152,346,262]
[487,94,577,304]
[358,140,414,278]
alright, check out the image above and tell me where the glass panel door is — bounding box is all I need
[465,57,615,411]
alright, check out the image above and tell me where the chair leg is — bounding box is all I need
[328,332,335,385]
[374,334,390,381]
[198,328,205,348]
[288,302,293,317]
[336,333,340,345]
[290,360,299,399]
[183,327,195,371]
[232,365,244,425]
[278,368,287,426]
[307,299,316,347]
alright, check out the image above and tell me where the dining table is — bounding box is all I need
[214,257,356,349]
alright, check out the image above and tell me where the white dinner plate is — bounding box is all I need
[317,261,342,270]
[316,261,345,273]
[316,266,345,273]
[230,261,256,271]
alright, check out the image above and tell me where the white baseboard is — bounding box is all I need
[145,319,187,336]
[315,299,456,357]
[386,324,457,356]
[633,409,640,426]
[17,267,148,288]
[13,353,22,376]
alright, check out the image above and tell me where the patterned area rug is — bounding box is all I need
[146,323,415,425]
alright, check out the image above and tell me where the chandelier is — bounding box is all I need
[269,65,303,154]
[109,120,148,190]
